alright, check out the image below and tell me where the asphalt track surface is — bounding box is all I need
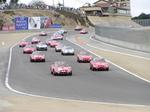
[8,31,150,105]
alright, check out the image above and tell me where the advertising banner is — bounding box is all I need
[40,17,52,28]
[51,24,62,28]
[28,17,40,30]
[9,24,15,31]
[2,24,9,31]
[15,17,28,30]
[2,24,15,31]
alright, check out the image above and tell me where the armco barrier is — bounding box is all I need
[95,25,150,53]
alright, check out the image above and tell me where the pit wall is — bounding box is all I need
[95,25,150,53]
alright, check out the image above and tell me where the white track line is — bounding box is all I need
[89,36,150,60]
[66,37,150,84]
[4,33,149,107]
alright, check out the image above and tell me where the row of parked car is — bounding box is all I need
[19,29,109,76]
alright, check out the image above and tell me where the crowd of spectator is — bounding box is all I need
[0,2,81,15]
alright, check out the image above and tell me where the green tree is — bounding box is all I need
[0,0,6,3]
[30,0,46,6]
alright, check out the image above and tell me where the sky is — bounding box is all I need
[10,0,150,17]
[17,0,97,8]
[131,0,150,16]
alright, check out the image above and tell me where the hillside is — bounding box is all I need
[0,9,88,28]
[88,16,141,28]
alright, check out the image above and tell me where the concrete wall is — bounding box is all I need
[95,25,150,52]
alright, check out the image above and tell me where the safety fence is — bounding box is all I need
[95,25,150,53]
[133,19,150,26]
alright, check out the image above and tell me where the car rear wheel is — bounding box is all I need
[77,58,80,63]
[30,59,33,62]
[69,72,72,76]
[53,72,57,76]
[90,66,94,71]
[51,70,53,74]
[106,68,109,71]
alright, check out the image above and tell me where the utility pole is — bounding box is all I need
[62,0,64,7]
[53,0,54,7]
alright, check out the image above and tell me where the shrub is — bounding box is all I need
[0,19,4,30]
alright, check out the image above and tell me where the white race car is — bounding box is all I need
[36,42,48,51]
[61,46,75,55]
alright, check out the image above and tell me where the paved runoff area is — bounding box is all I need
[0,31,150,112]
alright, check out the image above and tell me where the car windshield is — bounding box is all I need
[38,42,45,45]
[32,37,38,40]
[65,46,72,50]
[57,44,63,47]
[46,38,52,41]
[55,61,68,67]
[79,51,89,55]
[93,58,106,62]
[32,51,42,55]
[25,45,33,48]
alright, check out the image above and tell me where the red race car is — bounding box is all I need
[77,51,93,62]
[23,45,36,54]
[80,29,88,34]
[30,51,45,62]
[74,26,82,31]
[51,34,63,40]
[50,61,72,76]
[31,37,40,44]
[90,58,109,71]
[55,44,64,52]
[39,31,47,36]
[19,41,29,47]
[46,40,60,47]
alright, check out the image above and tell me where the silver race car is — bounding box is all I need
[36,42,48,51]
[61,46,75,55]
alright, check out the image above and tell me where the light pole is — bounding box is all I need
[62,0,64,7]
[53,0,54,7]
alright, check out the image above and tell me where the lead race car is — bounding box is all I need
[23,45,36,54]
[30,51,45,62]
[61,46,75,55]
[36,42,48,51]
[90,58,109,71]
[39,31,47,36]
[50,61,72,76]
[80,29,88,34]
[74,26,82,31]
[77,51,93,63]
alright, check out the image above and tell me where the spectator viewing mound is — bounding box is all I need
[88,15,141,28]
[0,8,89,30]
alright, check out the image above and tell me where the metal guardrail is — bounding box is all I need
[133,19,150,26]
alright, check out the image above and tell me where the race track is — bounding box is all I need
[8,30,150,105]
